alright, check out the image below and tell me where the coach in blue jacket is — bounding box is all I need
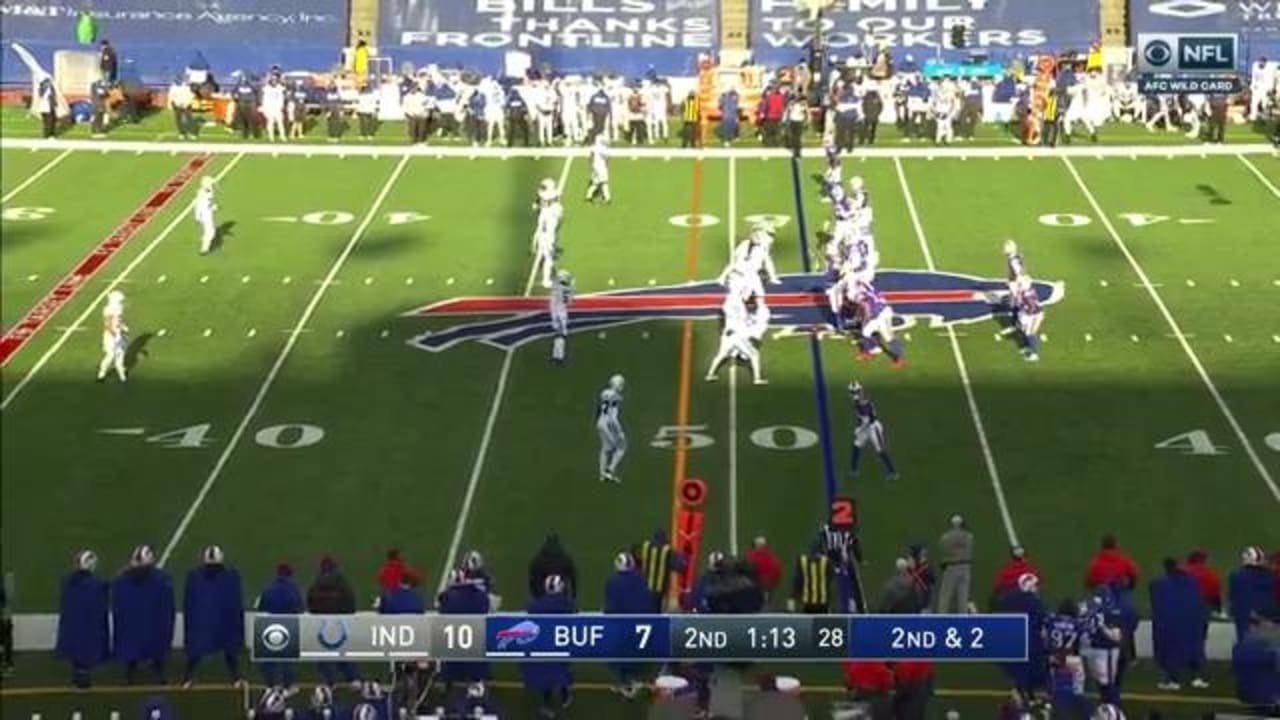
[1149,558,1208,689]
[56,550,110,687]
[112,545,175,684]
[1230,547,1278,641]
[182,545,244,686]
[255,564,301,690]
[522,575,575,716]
[438,568,491,690]
[1232,615,1280,712]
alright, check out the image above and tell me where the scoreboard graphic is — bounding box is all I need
[252,614,1028,663]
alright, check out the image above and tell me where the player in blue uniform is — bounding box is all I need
[848,382,898,482]
[1014,277,1045,362]
[852,283,905,367]
[1082,586,1125,706]
[1043,599,1090,719]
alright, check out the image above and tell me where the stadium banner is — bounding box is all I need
[377,0,719,77]
[1129,0,1280,67]
[0,0,347,86]
[749,0,1098,68]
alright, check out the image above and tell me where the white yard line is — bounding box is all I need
[894,158,1021,548]
[1,148,71,203]
[1,153,245,411]
[1063,157,1280,504]
[435,155,576,593]
[157,154,412,567]
[727,156,739,556]
[1236,154,1280,200]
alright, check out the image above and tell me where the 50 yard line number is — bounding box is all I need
[651,424,819,451]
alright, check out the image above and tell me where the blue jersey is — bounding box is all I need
[850,189,870,211]
[833,197,855,222]
[1083,602,1122,649]
[1016,286,1042,316]
[857,285,889,321]
[853,397,878,426]
[1043,613,1082,655]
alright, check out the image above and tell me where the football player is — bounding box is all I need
[96,290,128,383]
[585,134,611,204]
[194,175,218,255]
[848,381,898,482]
[853,283,905,367]
[1003,239,1026,285]
[821,144,842,202]
[848,175,871,212]
[1081,586,1125,706]
[706,295,767,385]
[596,374,626,483]
[1043,598,1090,720]
[1013,276,1045,362]
[549,270,573,364]
[533,177,563,239]
[719,225,781,290]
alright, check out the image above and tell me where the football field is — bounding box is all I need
[2,139,1279,716]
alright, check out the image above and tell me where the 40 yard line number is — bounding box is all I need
[137,423,325,449]
[1156,429,1280,456]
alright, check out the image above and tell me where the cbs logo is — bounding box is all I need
[261,623,292,653]
[1143,39,1174,68]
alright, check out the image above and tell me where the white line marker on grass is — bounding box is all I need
[1186,279,1196,287]
[434,154,576,593]
[200,275,210,284]
[26,274,38,282]
[241,275,251,284]
[1,148,71,203]
[1064,156,1279,504]
[1224,334,1234,343]
[1229,279,1240,287]
[895,157,1019,547]
[1,153,246,412]
[1237,154,1280,199]
[446,277,455,285]
[156,328,167,337]
[1131,334,1140,342]
[247,329,257,338]
[202,328,213,337]
[282,276,292,284]
[1085,333,1093,342]
[158,154,413,568]
[157,274,167,284]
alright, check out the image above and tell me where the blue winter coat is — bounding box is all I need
[1149,572,1206,671]
[112,567,175,662]
[520,593,575,691]
[56,570,111,666]
[183,564,244,657]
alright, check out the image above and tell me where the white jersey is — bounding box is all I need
[261,84,285,115]
[194,187,216,224]
[590,145,609,183]
[101,303,125,353]
[596,386,623,431]
[744,299,771,342]
[551,278,574,311]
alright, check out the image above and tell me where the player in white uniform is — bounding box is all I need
[532,178,563,287]
[719,226,780,291]
[261,76,286,142]
[586,135,611,204]
[596,374,626,483]
[644,81,669,142]
[549,269,573,364]
[97,290,128,383]
[194,176,218,255]
[931,87,957,145]
[705,295,767,385]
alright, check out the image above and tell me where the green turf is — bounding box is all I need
[2,141,1278,718]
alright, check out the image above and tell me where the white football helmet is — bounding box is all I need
[202,545,225,565]
[614,551,635,572]
[76,549,98,572]
[848,176,865,193]
[539,178,556,192]
[1003,239,1018,257]
[106,290,125,308]
[608,374,625,392]
[200,176,216,190]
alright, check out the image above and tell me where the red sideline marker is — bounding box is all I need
[0,155,210,366]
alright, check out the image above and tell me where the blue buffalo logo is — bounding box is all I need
[405,270,1065,352]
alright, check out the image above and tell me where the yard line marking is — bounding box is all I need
[895,157,1020,547]
[435,155,576,594]
[1,153,239,411]
[727,155,739,556]
[1064,157,1279,503]
[97,427,146,436]
[1186,279,1196,287]
[0,154,212,367]
[1236,154,1280,199]
[158,154,412,568]
[0,148,71,203]
[1229,279,1240,287]
[25,274,39,281]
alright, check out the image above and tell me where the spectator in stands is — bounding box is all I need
[744,535,781,603]
[529,533,578,600]
[168,75,194,140]
[522,575,576,716]
[717,86,740,145]
[893,660,933,720]
[307,555,359,688]
[99,40,118,84]
[356,83,379,140]
[181,545,244,688]
[843,660,894,720]
[1150,557,1209,691]
[1085,534,1140,591]
[55,550,109,687]
[604,551,649,699]
[1232,612,1280,713]
[255,563,301,692]
[437,568,492,695]
[936,514,974,614]
[112,545,175,685]
[1183,549,1223,616]
[681,90,702,148]
[323,79,345,143]
[1230,546,1279,642]
[992,546,1038,604]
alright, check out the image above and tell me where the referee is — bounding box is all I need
[790,544,831,613]
[636,530,685,612]
[680,90,701,148]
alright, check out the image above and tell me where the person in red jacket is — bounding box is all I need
[1085,534,1140,590]
[1182,549,1223,615]
[844,660,894,720]
[744,536,782,602]
[376,549,408,593]
[893,661,933,720]
[992,546,1040,605]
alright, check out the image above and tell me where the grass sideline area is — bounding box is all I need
[1,126,1278,718]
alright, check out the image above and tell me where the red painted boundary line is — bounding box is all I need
[0,154,210,366]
